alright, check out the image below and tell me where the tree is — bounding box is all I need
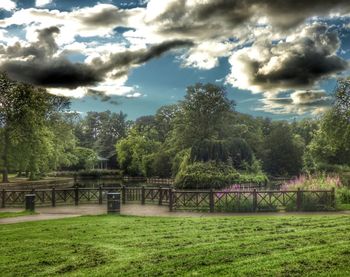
[72,147,98,170]
[0,74,70,181]
[334,78,350,120]
[305,79,350,171]
[154,104,180,142]
[262,122,304,176]
[76,111,129,158]
[173,83,235,150]
[116,129,160,176]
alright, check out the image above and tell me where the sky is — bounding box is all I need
[0,1,350,120]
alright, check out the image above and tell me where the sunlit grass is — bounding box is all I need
[0,215,350,276]
[0,210,36,219]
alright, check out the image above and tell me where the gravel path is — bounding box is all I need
[1,204,349,224]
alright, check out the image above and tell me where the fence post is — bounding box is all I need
[209,189,214,213]
[331,187,336,209]
[158,186,162,206]
[98,186,103,204]
[52,187,56,207]
[141,186,145,205]
[74,186,79,206]
[253,189,257,212]
[169,188,174,212]
[122,186,126,204]
[1,189,5,208]
[296,188,302,211]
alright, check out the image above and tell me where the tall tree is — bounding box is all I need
[0,74,69,182]
[76,111,129,158]
[262,122,304,176]
[173,83,235,150]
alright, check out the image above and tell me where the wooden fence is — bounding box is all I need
[0,186,335,212]
[123,176,174,185]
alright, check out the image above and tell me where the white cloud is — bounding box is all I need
[36,0,53,8]
[181,41,234,69]
[0,4,144,43]
[125,92,142,98]
[0,0,16,11]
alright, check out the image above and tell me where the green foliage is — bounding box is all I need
[190,138,253,169]
[175,161,240,189]
[216,197,255,212]
[262,122,304,176]
[116,129,160,176]
[0,74,71,181]
[304,79,350,173]
[173,83,235,150]
[75,111,130,158]
[142,150,173,178]
[72,147,98,170]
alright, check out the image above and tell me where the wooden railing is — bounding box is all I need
[122,176,174,185]
[0,186,336,212]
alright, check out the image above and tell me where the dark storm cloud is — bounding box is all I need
[1,59,102,89]
[95,39,194,75]
[228,24,348,92]
[86,89,111,102]
[86,89,120,105]
[0,26,193,89]
[150,0,350,37]
[291,90,331,105]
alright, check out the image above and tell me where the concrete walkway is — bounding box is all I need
[1,204,350,224]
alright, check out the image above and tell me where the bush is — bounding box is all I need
[237,173,268,184]
[337,187,350,204]
[175,161,240,189]
[216,197,254,212]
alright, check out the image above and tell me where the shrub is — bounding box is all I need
[175,161,240,189]
[216,197,254,212]
[237,173,268,184]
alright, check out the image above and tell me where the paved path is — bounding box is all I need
[1,204,349,224]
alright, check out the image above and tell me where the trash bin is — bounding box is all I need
[107,192,120,214]
[25,194,35,211]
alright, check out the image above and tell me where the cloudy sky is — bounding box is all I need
[0,0,350,120]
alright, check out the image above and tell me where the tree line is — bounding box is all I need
[1,74,349,187]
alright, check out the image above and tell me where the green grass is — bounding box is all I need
[1,215,350,276]
[338,203,350,210]
[0,210,36,219]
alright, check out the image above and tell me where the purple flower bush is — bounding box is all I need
[280,174,342,191]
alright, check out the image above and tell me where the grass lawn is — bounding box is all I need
[0,210,36,219]
[339,203,350,210]
[0,215,350,276]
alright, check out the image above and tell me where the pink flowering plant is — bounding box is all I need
[281,173,350,210]
[280,174,342,191]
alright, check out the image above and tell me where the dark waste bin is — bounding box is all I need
[107,192,120,214]
[25,194,35,211]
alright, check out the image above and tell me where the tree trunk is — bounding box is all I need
[2,128,9,183]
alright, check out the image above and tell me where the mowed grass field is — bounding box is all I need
[1,215,350,276]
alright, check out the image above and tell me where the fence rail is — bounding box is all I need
[0,186,336,212]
